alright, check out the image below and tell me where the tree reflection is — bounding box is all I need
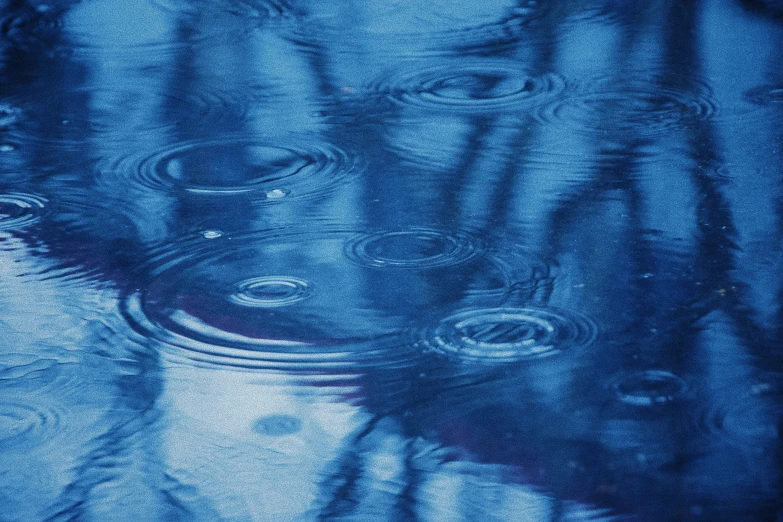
[0,0,781,520]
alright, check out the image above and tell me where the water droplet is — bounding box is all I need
[105,136,361,201]
[423,307,597,362]
[344,228,477,269]
[369,59,567,113]
[252,414,302,436]
[611,371,686,406]
[0,193,48,231]
[229,276,311,308]
[202,230,223,239]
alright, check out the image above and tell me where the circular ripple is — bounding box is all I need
[610,370,687,407]
[690,383,781,447]
[252,414,302,436]
[0,403,59,443]
[370,60,567,114]
[345,229,477,269]
[0,193,48,231]
[284,2,548,56]
[0,84,257,148]
[744,84,783,105]
[56,0,288,58]
[152,0,291,18]
[104,136,361,200]
[423,307,597,362]
[537,77,717,135]
[229,276,312,308]
[124,228,550,370]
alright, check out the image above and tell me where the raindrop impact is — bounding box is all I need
[423,307,597,362]
[229,276,312,308]
[201,230,223,239]
[344,228,477,269]
[536,76,717,136]
[0,193,48,231]
[691,382,782,447]
[124,227,551,370]
[105,136,361,201]
[368,59,567,114]
[0,403,59,444]
[283,2,547,56]
[610,370,687,407]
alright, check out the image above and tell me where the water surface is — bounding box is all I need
[1,0,782,520]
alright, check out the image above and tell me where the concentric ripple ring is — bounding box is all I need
[229,276,312,308]
[104,136,362,200]
[425,307,597,362]
[123,228,552,370]
[369,59,567,113]
[610,370,687,407]
[0,193,48,231]
[344,228,477,269]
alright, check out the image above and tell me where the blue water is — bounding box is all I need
[1,0,782,520]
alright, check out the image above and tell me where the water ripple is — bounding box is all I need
[1,0,289,57]
[123,227,551,370]
[536,76,717,136]
[101,135,362,201]
[344,228,477,269]
[0,193,48,231]
[609,370,687,407]
[0,84,260,148]
[368,59,567,114]
[151,0,292,18]
[744,84,783,105]
[420,306,598,362]
[229,276,312,308]
[284,2,548,56]
[689,382,781,448]
[0,402,60,445]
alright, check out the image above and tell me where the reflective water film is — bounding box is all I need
[1,0,782,520]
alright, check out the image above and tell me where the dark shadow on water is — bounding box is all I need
[0,0,782,520]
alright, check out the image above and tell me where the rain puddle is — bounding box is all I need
[1,0,782,520]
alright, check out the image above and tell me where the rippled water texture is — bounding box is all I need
[1,0,782,520]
